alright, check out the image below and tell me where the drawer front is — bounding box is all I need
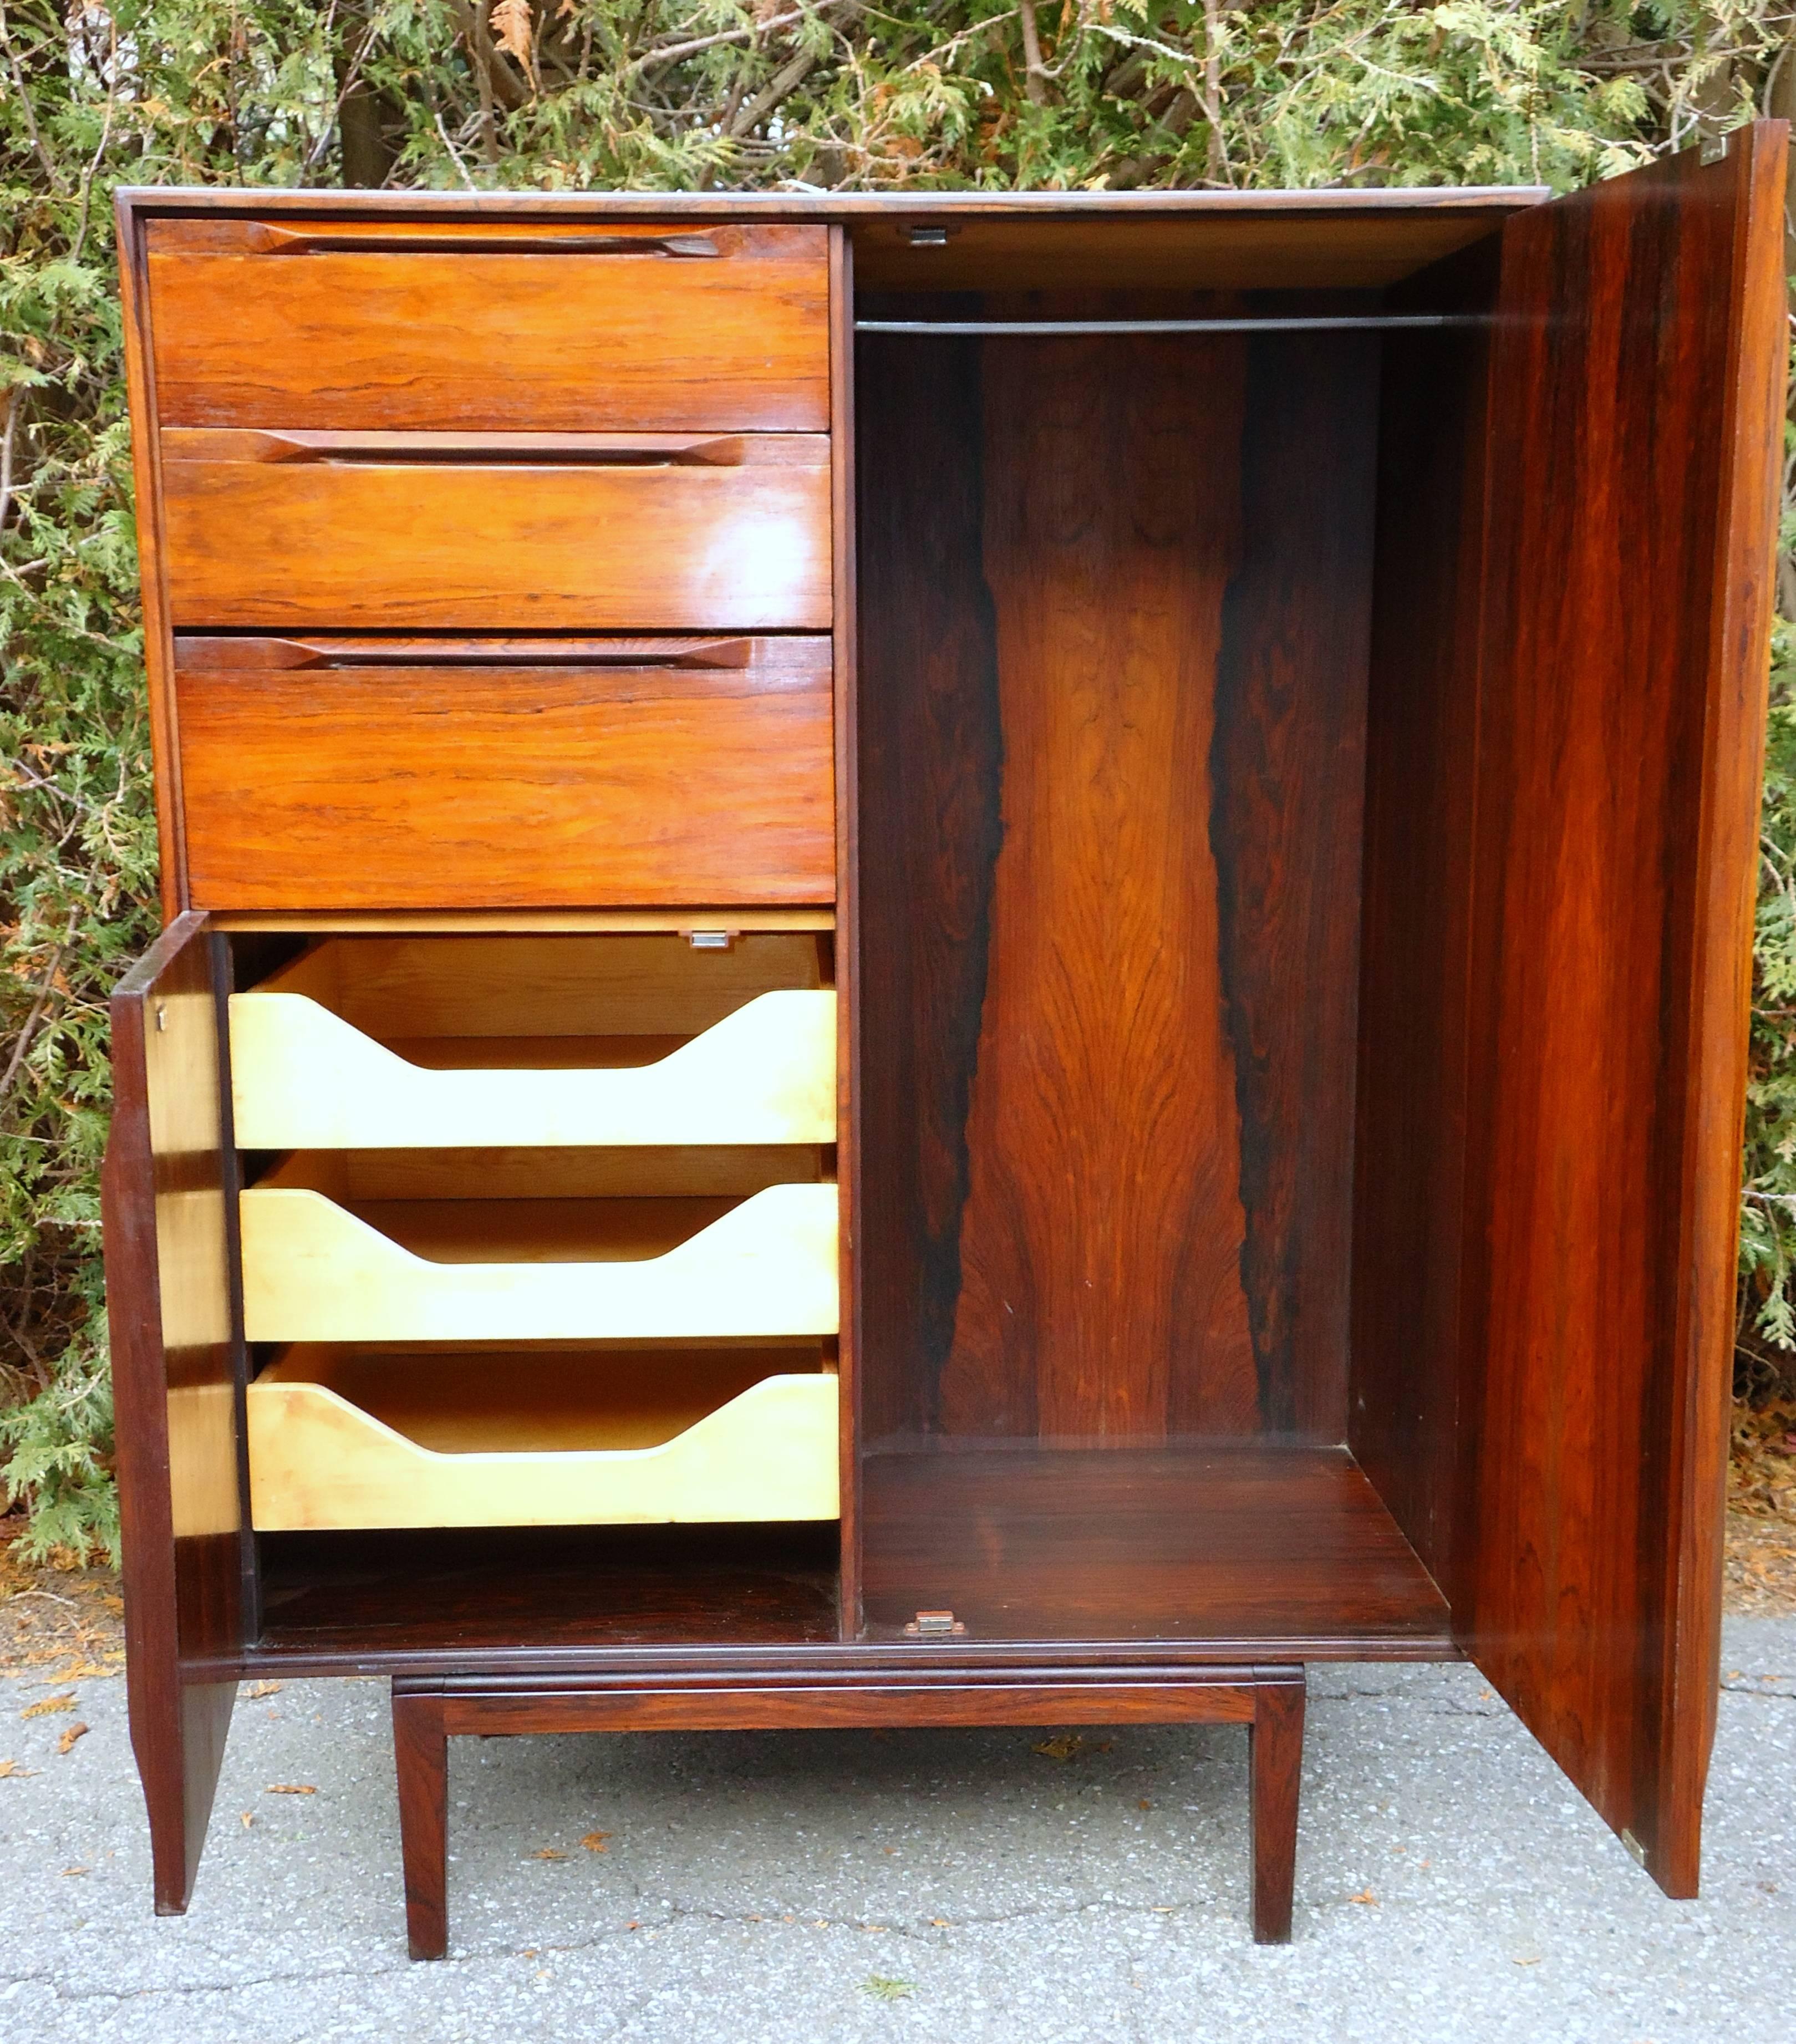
[175,636,835,909]
[146,218,830,433]
[228,985,838,1150]
[161,431,832,632]
[240,1184,841,1343]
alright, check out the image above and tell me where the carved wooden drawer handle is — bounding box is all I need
[233,222,721,258]
[158,428,796,468]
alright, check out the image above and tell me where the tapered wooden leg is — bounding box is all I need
[1249,1674,1305,1944]
[392,1685,449,1960]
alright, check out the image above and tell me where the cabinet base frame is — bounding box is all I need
[390,1663,1306,1959]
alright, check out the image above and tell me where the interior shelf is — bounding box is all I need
[255,1522,843,1662]
[247,1345,841,1532]
[861,1444,1453,1654]
[228,931,836,1148]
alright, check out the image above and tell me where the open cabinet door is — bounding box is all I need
[104,911,246,1911]
[1459,125,1787,1896]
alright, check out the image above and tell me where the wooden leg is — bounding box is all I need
[1249,1674,1305,1944]
[392,1685,449,1961]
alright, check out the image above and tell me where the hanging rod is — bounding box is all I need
[854,314,1484,335]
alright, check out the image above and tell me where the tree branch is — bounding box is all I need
[0,6,67,194]
[628,7,810,76]
[729,11,861,140]
[1017,0,1047,105]
[0,390,21,537]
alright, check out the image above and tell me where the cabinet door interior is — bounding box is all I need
[1451,128,1786,1896]
[104,912,246,1911]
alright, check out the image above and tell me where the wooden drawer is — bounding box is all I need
[228,933,837,1149]
[239,1183,840,1342]
[246,1349,840,1531]
[146,218,830,433]
[175,635,835,909]
[160,430,833,632]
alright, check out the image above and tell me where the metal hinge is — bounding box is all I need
[1700,133,1729,166]
[1621,1828,1647,1868]
[903,1609,966,1638]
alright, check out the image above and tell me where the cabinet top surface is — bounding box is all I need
[118,184,1545,221]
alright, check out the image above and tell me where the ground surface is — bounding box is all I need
[0,1591,1792,2040]
[2,1448,1793,2044]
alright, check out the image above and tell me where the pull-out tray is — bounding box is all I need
[228,933,836,1148]
[246,1348,840,1531]
[241,1184,839,1343]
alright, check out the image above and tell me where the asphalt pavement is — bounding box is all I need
[2,1619,1792,2042]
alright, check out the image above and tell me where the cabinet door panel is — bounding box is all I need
[1459,125,1787,1895]
[145,218,830,433]
[104,912,245,1911]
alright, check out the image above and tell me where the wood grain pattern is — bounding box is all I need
[146,218,830,432]
[257,1143,825,1203]
[1207,329,1377,1438]
[258,1524,844,1658]
[856,308,1376,1443]
[391,1687,449,1960]
[861,1445,1450,1647]
[103,913,243,1912]
[847,207,1539,292]
[124,185,1538,225]
[389,1662,1290,1959]
[1347,236,1502,1596]
[160,435,832,633]
[248,929,826,1038]
[1250,1676,1306,1944]
[228,987,836,1151]
[174,636,835,909]
[215,909,835,935]
[425,1673,1265,1733]
[854,326,1003,1443]
[238,1182,839,1343]
[830,225,864,1638]
[948,324,1258,1438]
[1457,129,1787,1898]
[115,196,186,916]
[247,1351,840,1531]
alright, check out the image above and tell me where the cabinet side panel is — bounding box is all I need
[1349,236,1501,1594]
[1458,129,1786,1895]
[105,912,243,1910]
[115,194,186,916]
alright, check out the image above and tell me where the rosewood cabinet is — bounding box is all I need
[105,131,1787,1953]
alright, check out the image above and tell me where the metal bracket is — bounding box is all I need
[903,1609,967,1638]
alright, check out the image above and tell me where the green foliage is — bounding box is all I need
[3,0,1795,1549]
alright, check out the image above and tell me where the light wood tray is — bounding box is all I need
[229,988,836,1148]
[246,1347,840,1531]
[241,1184,838,1342]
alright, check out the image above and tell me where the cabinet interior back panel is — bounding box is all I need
[855,311,1380,1443]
